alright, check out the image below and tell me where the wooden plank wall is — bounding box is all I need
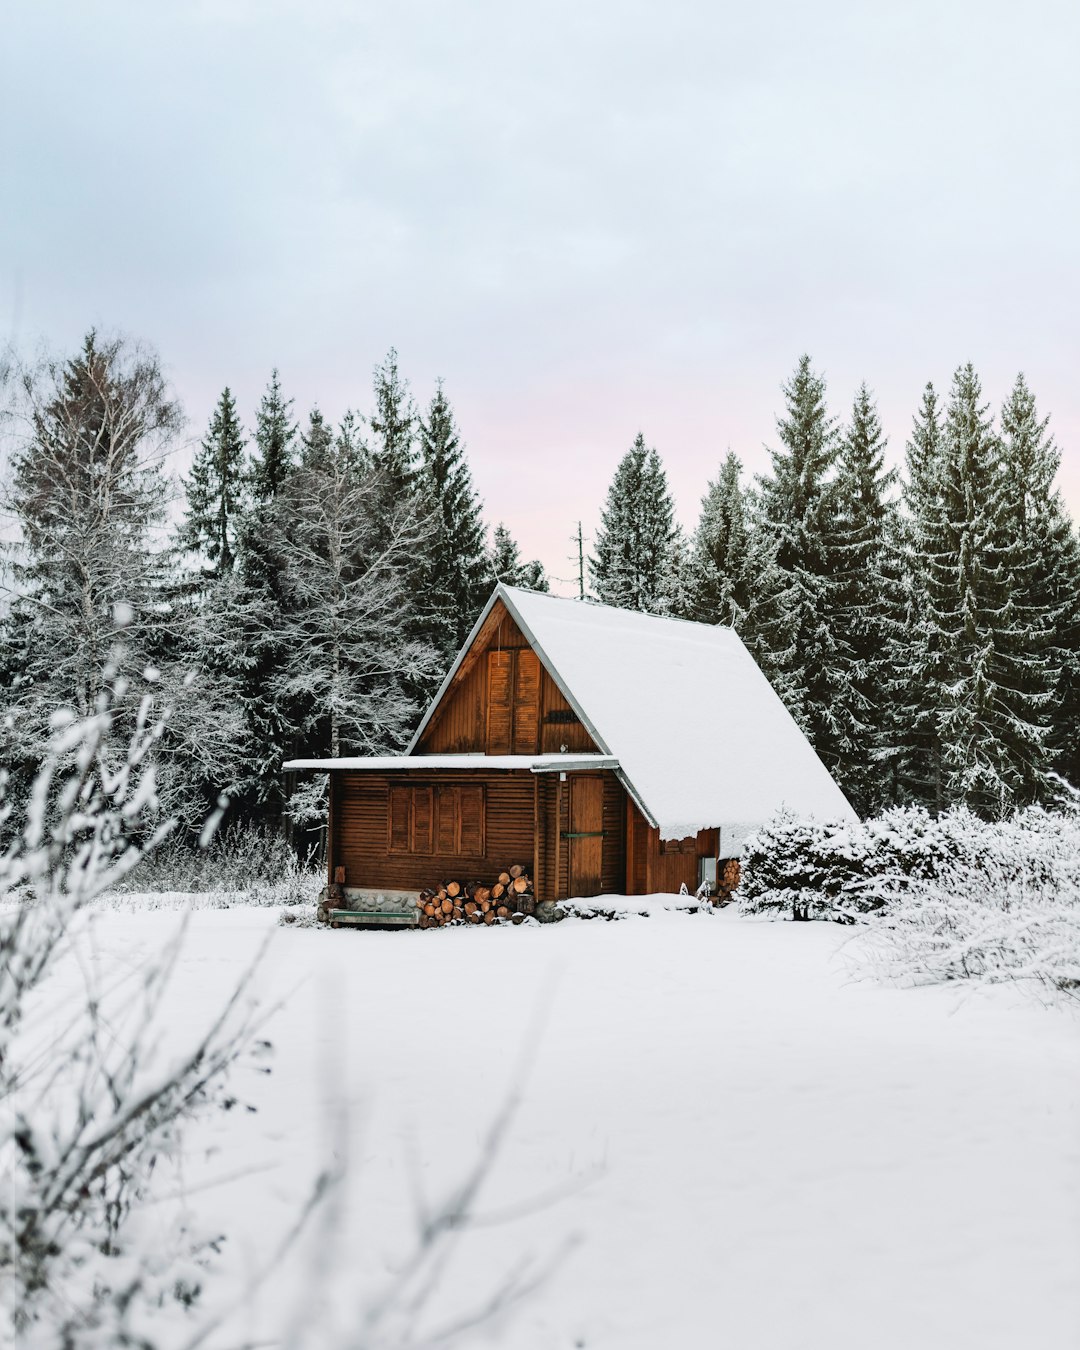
[639,826,721,894]
[333,771,535,893]
[418,601,598,755]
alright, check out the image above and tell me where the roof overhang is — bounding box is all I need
[283,753,620,774]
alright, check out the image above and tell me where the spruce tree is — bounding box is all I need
[415,381,489,657]
[267,406,422,762]
[488,524,549,592]
[250,368,297,501]
[183,387,247,573]
[370,347,416,494]
[829,385,901,813]
[997,373,1080,791]
[755,356,844,756]
[684,453,757,626]
[589,433,678,613]
[894,382,946,806]
[922,364,1056,814]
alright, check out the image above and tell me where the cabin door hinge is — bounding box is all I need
[561,831,606,839]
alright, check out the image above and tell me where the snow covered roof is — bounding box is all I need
[408,585,857,843]
[284,753,619,773]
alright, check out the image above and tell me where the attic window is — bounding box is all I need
[544,709,579,725]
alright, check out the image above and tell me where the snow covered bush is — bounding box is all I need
[739,799,1080,925]
[863,799,1080,996]
[738,807,975,922]
[0,688,264,1345]
[740,798,1080,997]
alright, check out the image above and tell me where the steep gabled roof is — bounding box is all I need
[409,585,857,843]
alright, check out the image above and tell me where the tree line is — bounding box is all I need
[0,334,545,837]
[2,334,1077,837]
[590,356,1080,817]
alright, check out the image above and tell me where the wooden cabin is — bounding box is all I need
[285,585,856,917]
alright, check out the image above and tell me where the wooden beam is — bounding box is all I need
[625,795,635,895]
[327,772,336,887]
[554,775,563,900]
[533,774,541,903]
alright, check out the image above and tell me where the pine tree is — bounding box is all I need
[250,368,297,501]
[415,381,489,657]
[755,356,844,755]
[894,383,946,807]
[589,433,678,613]
[684,453,756,625]
[370,347,416,495]
[183,387,247,573]
[488,524,549,592]
[267,407,423,761]
[921,364,1057,814]
[829,384,901,814]
[997,373,1080,791]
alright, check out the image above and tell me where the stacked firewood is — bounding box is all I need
[713,858,741,905]
[417,864,536,928]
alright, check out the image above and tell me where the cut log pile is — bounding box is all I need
[417,863,536,928]
[712,858,741,905]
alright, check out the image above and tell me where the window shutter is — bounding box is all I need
[486,651,513,754]
[436,786,458,853]
[459,786,485,855]
[512,649,540,753]
[389,787,411,853]
[412,787,433,853]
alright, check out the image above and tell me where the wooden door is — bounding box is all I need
[568,776,604,897]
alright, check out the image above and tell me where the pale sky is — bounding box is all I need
[3,0,1078,591]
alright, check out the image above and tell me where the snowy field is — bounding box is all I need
[52,903,1080,1349]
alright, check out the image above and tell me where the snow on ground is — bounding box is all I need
[51,902,1080,1349]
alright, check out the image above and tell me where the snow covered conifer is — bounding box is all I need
[370,347,417,495]
[893,383,946,806]
[922,364,1057,814]
[997,373,1080,790]
[589,433,678,613]
[488,523,549,592]
[684,452,760,626]
[755,356,844,756]
[4,332,179,750]
[829,384,901,814]
[415,381,489,657]
[267,407,423,761]
[249,367,297,501]
[183,386,247,573]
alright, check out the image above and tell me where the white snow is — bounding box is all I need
[410,585,859,843]
[48,904,1080,1349]
[283,752,619,773]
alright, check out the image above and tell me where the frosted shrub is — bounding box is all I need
[0,690,262,1345]
[865,801,1080,996]
[116,821,322,906]
[739,799,1080,925]
[738,807,981,922]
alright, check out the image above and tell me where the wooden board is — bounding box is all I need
[486,650,513,754]
[512,649,541,753]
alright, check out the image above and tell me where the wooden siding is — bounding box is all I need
[333,771,534,894]
[626,799,650,894]
[418,599,598,755]
[638,825,721,894]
